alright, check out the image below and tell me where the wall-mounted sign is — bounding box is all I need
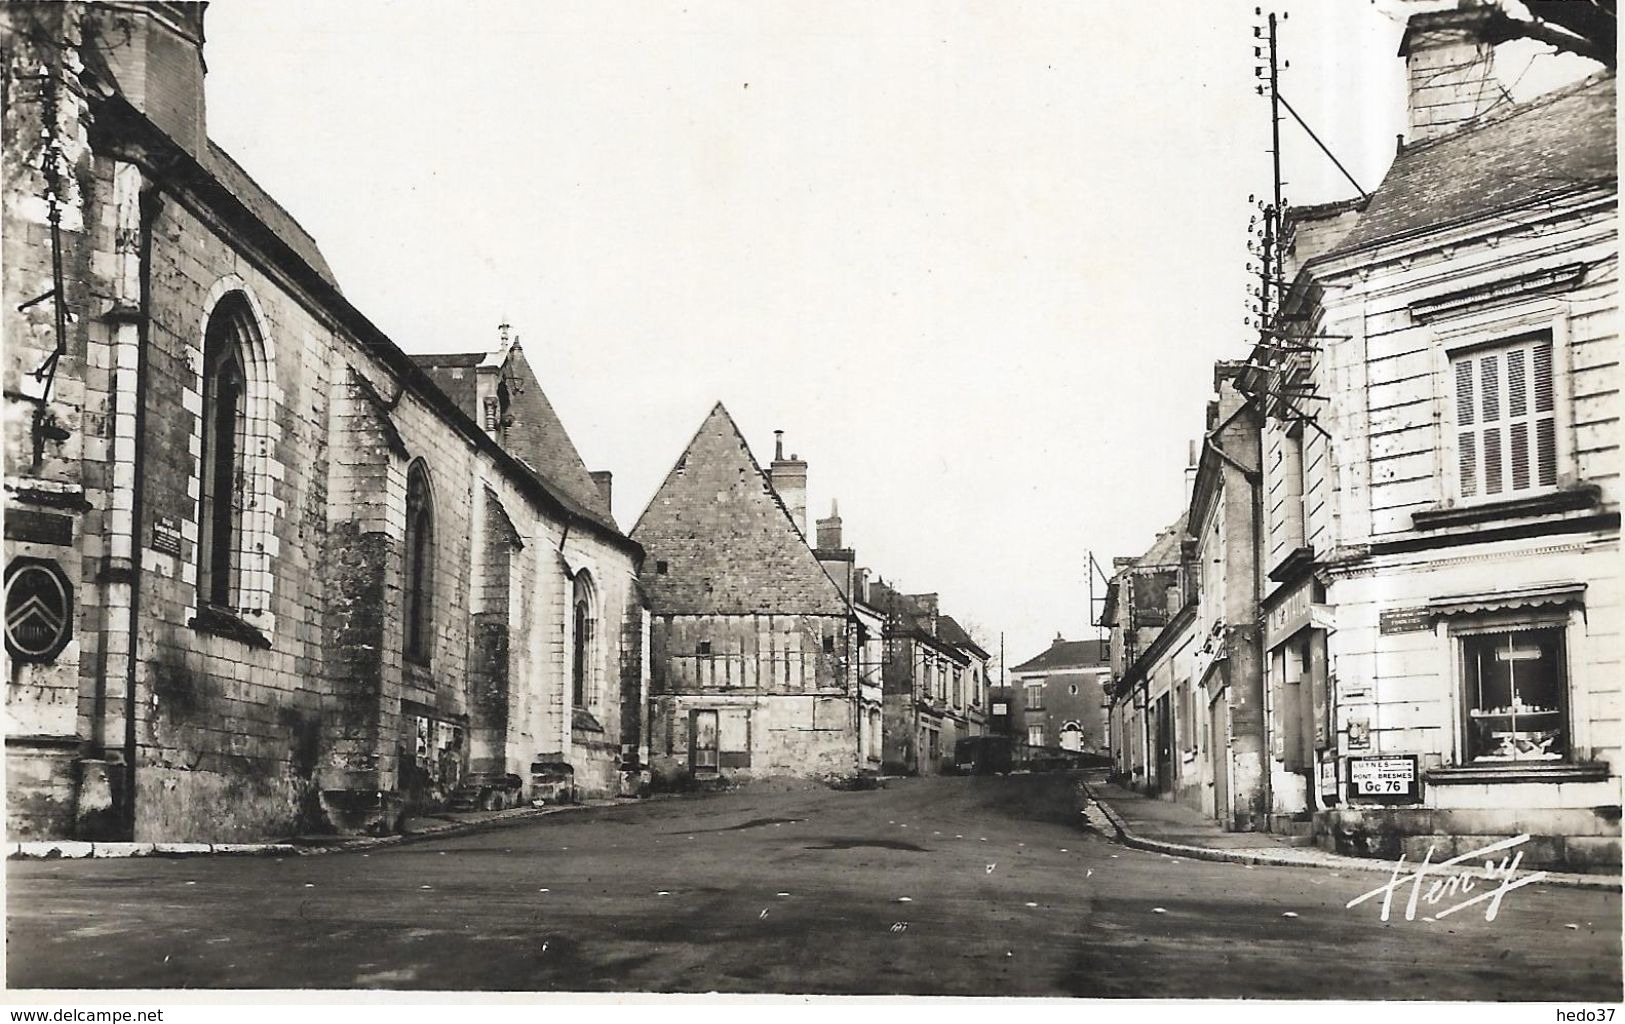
[991,702,1009,716]
[1348,755,1419,802]
[1319,756,1339,800]
[5,557,74,663]
[1379,606,1433,635]
[4,508,72,546]
[152,515,184,556]
[1264,580,1318,649]
[1346,716,1370,751]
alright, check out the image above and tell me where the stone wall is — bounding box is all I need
[646,611,856,786]
[2,4,646,840]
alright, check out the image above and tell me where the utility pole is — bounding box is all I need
[1268,11,1284,308]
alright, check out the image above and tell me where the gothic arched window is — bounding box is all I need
[403,461,435,663]
[572,573,596,706]
[198,296,251,608]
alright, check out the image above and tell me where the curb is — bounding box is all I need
[298,800,612,856]
[8,799,620,861]
[8,841,300,860]
[1080,780,1621,892]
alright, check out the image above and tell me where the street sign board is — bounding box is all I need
[1379,606,1432,635]
[1347,755,1419,802]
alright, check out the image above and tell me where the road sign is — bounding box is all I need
[1347,755,1419,802]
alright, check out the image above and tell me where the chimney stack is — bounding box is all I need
[1399,5,1510,145]
[590,470,613,509]
[768,430,808,536]
[816,499,843,550]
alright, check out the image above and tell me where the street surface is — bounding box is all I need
[7,772,1620,997]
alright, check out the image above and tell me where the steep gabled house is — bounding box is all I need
[631,404,861,786]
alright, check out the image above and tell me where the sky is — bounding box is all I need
[199,0,1594,672]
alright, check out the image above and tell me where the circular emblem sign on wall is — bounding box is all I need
[5,557,73,663]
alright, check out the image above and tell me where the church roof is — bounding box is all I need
[412,344,618,532]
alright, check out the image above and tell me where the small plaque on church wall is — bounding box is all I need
[4,509,72,547]
[152,515,183,556]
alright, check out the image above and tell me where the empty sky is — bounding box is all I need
[201,0,1591,670]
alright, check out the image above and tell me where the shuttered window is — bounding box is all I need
[1452,336,1557,499]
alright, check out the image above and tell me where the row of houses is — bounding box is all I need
[1,2,987,844]
[1102,7,1619,872]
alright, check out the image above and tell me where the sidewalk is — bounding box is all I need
[1082,777,1621,892]
[7,796,632,860]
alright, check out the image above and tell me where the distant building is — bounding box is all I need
[632,406,862,786]
[1006,636,1110,753]
[870,582,989,775]
[812,502,885,774]
[1102,515,1187,785]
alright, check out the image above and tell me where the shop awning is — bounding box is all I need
[1426,581,1587,618]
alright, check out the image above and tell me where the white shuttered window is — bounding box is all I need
[1452,335,1557,499]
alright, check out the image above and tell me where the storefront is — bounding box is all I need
[1319,545,1620,872]
[1261,574,1334,824]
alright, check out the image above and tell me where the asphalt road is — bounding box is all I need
[7,772,1620,997]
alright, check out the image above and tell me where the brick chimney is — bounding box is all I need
[590,470,612,509]
[768,430,808,536]
[1399,4,1511,145]
[86,2,211,162]
[816,499,843,550]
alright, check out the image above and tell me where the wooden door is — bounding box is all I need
[690,710,719,773]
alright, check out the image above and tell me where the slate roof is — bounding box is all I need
[412,355,480,417]
[203,141,341,291]
[862,580,981,658]
[1011,638,1108,674]
[632,403,848,616]
[1137,514,1188,568]
[410,345,618,533]
[1327,72,1617,259]
[936,614,988,659]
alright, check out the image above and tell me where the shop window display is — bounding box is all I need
[1462,628,1568,763]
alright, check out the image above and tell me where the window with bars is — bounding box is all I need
[1452,334,1557,500]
